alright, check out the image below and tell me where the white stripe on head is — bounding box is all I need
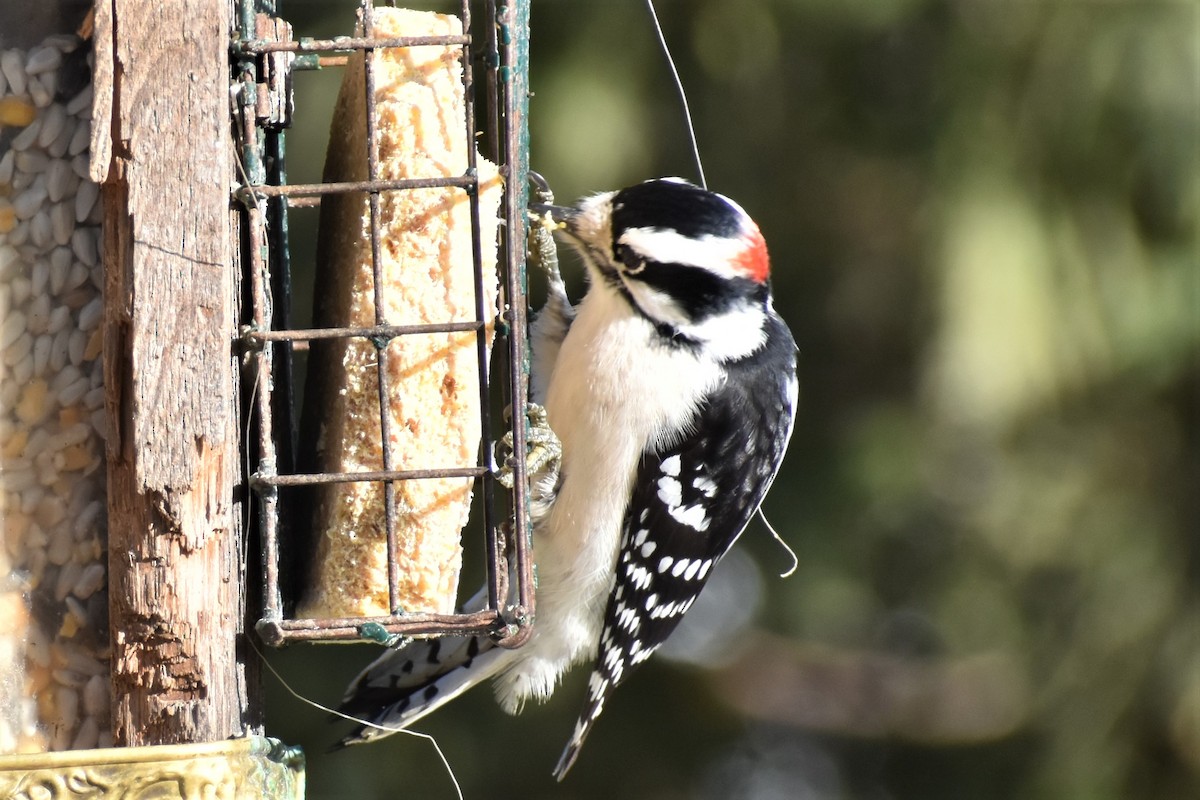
[618,226,764,282]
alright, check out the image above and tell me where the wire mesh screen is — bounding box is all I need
[231,0,534,648]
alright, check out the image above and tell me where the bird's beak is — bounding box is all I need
[529,202,577,229]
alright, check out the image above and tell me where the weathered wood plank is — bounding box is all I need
[96,0,246,746]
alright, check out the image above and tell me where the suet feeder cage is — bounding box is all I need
[234,0,536,648]
[0,0,533,792]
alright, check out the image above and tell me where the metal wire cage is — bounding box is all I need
[230,0,534,648]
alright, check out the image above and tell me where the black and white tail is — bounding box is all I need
[335,630,515,746]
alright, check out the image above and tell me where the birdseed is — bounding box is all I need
[0,30,108,755]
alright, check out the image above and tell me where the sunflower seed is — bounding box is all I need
[48,248,69,293]
[69,715,99,751]
[66,649,106,679]
[13,182,48,219]
[10,275,30,305]
[51,363,81,393]
[48,526,74,565]
[29,209,52,248]
[0,246,17,275]
[4,332,32,366]
[51,424,90,451]
[0,312,26,348]
[77,297,102,332]
[74,180,98,223]
[64,596,89,628]
[37,104,66,148]
[67,330,86,366]
[65,85,93,117]
[47,157,74,202]
[67,262,89,290]
[40,68,59,98]
[55,685,79,732]
[48,117,74,158]
[58,376,89,407]
[15,150,49,174]
[11,355,32,385]
[25,46,62,76]
[67,122,90,156]
[0,50,26,95]
[31,258,50,296]
[70,227,96,266]
[43,35,81,54]
[55,562,83,602]
[0,381,20,412]
[9,171,33,194]
[26,293,50,334]
[53,669,90,692]
[89,410,106,440]
[29,76,54,108]
[72,563,106,600]
[32,334,51,375]
[48,328,70,371]
[47,304,71,335]
[51,201,74,246]
[25,624,50,669]
[73,501,103,538]
[82,675,108,716]
[11,118,42,151]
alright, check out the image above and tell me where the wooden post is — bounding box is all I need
[91,0,247,746]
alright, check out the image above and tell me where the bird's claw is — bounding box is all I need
[494,403,562,490]
[527,172,563,279]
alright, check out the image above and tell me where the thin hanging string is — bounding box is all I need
[645,0,706,189]
[249,635,465,800]
[758,507,799,578]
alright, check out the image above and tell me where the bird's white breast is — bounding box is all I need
[492,282,720,711]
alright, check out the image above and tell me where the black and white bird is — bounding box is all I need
[335,177,798,779]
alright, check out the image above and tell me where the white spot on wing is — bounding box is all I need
[632,647,654,665]
[588,672,609,700]
[669,503,710,531]
[657,475,682,508]
[626,563,652,590]
[616,603,640,633]
[604,646,624,678]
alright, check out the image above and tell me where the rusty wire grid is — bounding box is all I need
[230,0,534,648]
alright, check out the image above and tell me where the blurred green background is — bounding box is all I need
[263,1,1200,798]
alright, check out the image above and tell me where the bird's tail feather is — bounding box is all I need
[336,632,514,746]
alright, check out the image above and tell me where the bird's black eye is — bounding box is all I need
[615,244,647,276]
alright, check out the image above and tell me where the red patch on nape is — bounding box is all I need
[735,226,770,283]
